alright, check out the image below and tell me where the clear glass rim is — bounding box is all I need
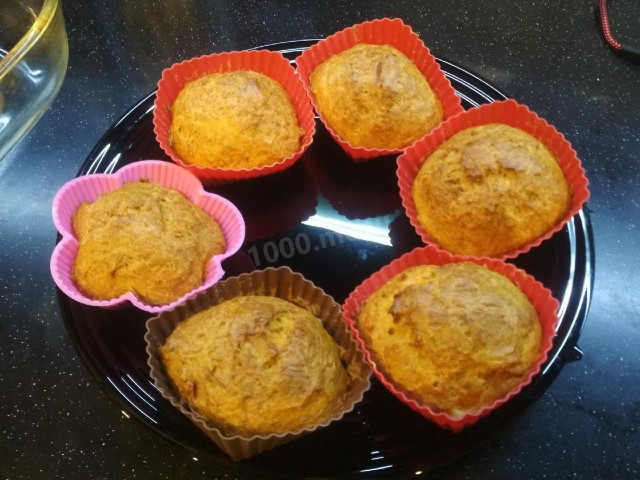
[0,0,60,81]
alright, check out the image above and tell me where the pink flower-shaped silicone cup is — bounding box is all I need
[50,160,245,313]
[342,245,560,432]
[153,49,316,184]
[397,99,590,260]
[295,18,464,160]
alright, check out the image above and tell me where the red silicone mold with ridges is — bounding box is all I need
[295,18,464,160]
[154,50,315,184]
[397,99,590,259]
[342,245,560,431]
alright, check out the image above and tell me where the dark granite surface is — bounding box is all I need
[0,1,638,479]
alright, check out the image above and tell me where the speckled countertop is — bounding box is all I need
[1,1,639,479]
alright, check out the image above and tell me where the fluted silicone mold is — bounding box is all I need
[295,18,464,160]
[397,99,590,259]
[145,267,372,460]
[342,245,559,431]
[154,49,316,184]
[50,160,245,313]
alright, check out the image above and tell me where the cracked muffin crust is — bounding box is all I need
[72,180,225,305]
[357,262,542,417]
[412,123,571,257]
[170,70,303,169]
[309,43,443,149]
[160,295,352,435]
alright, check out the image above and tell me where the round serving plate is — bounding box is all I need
[57,40,594,479]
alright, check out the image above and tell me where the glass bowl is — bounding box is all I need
[0,0,68,162]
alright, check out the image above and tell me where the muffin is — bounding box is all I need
[357,262,542,417]
[309,43,443,150]
[160,295,351,435]
[72,180,226,305]
[413,123,571,257]
[170,70,303,169]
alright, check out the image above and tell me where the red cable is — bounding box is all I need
[599,0,623,49]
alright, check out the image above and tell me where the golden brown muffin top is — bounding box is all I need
[72,180,225,305]
[170,70,303,169]
[310,43,443,149]
[358,263,541,417]
[160,296,351,435]
[413,123,571,257]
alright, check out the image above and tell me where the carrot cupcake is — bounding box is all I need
[170,70,303,169]
[72,180,225,305]
[160,295,354,435]
[357,262,542,417]
[309,44,443,150]
[412,124,571,257]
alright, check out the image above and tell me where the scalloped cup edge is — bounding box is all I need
[396,99,590,260]
[342,245,560,431]
[50,160,245,313]
[153,50,316,182]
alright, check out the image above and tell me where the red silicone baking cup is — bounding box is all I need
[50,160,245,313]
[153,50,316,184]
[397,99,590,259]
[295,18,464,160]
[342,245,560,431]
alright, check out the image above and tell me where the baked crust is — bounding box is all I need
[170,71,302,169]
[310,43,443,149]
[160,296,350,435]
[413,123,571,257]
[72,181,225,305]
[357,263,541,417]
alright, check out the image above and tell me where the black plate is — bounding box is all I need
[57,40,594,479]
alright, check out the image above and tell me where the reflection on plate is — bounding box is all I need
[307,126,401,220]
[212,156,319,242]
